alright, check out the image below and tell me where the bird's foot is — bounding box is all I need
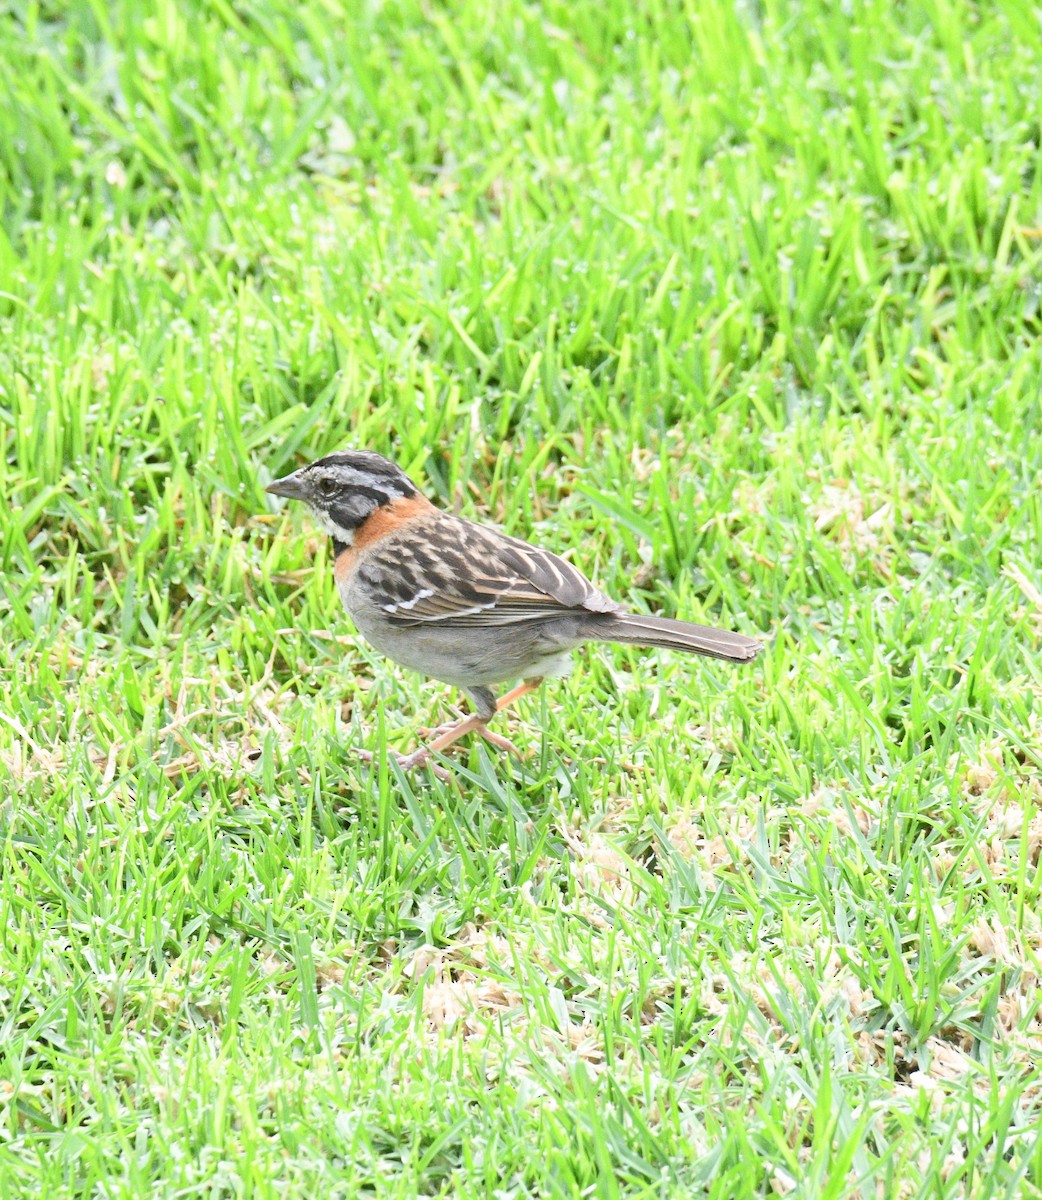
[358,710,525,781]
[356,746,454,782]
[475,726,524,757]
[419,721,524,759]
[420,720,465,739]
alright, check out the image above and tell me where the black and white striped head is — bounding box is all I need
[265,450,419,545]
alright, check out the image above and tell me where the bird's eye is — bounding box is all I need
[318,478,338,497]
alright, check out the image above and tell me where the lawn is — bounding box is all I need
[2,0,1042,1196]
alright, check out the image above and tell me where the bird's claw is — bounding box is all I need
[476,727,524,758]
[356,747,454,782]
[418,722,524,759]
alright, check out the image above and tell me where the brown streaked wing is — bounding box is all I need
[373,515,622,628]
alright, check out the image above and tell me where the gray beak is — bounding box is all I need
[265,471,308,500]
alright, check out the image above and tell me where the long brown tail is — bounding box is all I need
[597,613,762,663]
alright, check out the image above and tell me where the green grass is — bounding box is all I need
[3,0,1042,1195]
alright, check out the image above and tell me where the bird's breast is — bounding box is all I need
[333,543,358,593]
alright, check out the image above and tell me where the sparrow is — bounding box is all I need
[266,450,761,777]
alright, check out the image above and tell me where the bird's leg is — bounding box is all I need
[357,695,491,782]
[469,677,542,753]
[422,713,490,755]
[355,746,454,781]
[390,713,493,775]
[495,679,542,712]
[360,679,544,777]
[418,680,544,756]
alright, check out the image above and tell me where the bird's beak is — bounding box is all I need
[265,471,307,500]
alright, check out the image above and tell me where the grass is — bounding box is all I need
[2,0,1042,1195]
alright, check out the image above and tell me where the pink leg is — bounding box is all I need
[359,678,543,778]
[495,678,542,712]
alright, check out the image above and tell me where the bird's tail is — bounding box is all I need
[597,613,762,663]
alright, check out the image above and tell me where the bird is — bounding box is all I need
[266,450,762,778]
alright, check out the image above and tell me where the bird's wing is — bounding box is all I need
[363,515,622,628]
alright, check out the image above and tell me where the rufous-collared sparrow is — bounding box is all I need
[266,451,761,777]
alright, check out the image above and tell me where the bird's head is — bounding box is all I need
[265,450,419,545]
